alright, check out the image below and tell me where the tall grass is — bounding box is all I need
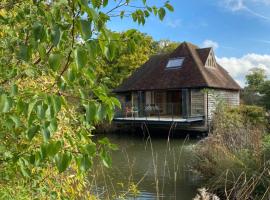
[192,104,270,200]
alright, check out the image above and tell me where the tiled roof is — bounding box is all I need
[114,42,241,92]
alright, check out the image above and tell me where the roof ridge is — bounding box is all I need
[185,43,211,86]
[197,47,212,50]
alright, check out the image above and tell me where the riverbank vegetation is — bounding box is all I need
[193,104,270,199]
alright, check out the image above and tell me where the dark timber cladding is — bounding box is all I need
[113,42,241,132]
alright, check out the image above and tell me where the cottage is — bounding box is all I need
[113,42,241,132]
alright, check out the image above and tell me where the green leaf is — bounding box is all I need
[49,53,62,71]
[144,10,150,17]
[76,154,92,172]
[158,8,166,20]
[9,115,21,128]
[83,143,96,156]
[19,159,31,177]
[111,97,121,108]
[34,151,42,166]
[41,127,50,142]
[41,141,61,159]
[27,99,39,125]
[127,39,136,53]
[86,40,98,60]
[17,100,28,116]
[131,13,137,22]
[98,137,110,145]
[120,11,125,19]
[27,125,40,141]
[79,20,92,40]
[67,67,76,82]
[52,95,62,113]
[98,104,107,120]
[165,3,174,12]
[0,94,12,113]
[4,118,14,130]
[10,84,18,96]
[48,118,58,133]
[29,154,35,165]
[18,44,32,61]
[103,0,108,7]
[37,104,46,119]
[51,25,61,46]
[55,152,72,173]
[100,150,111,168]
[32,22,46,42]
[74,47,88,70]
[107,42,117,61]
[147,6,152,12]
[85,102,97,123]
[152,6,158,15]
[38,44,46,60]
[46,105,55,120]
[48,141,62,157]
[91,0,101,8]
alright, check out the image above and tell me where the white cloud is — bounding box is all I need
[165,18,182,28]
[221,0,270,21]
[217,53,270,86]
[224,0,245,11]
[202,40,219,50]
[251,0,270,5]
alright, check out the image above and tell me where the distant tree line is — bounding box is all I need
[242,68,270,110]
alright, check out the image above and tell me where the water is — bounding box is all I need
[90,133,202,200]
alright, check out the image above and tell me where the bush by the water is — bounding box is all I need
[193,105,270,200]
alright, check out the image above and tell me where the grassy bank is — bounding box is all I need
[192,105,270,199]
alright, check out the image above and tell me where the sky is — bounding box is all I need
[106,0,270,86]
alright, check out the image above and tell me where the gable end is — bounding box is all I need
[205,48,217,68]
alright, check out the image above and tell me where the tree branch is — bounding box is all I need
[33,45,54,65]
[106,0,126,14]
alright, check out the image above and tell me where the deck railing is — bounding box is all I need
[115,103,184,120]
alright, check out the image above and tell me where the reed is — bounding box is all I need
[192,104,270,200]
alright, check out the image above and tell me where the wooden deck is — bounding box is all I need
[114,116,204,123]
[113,116,207,133]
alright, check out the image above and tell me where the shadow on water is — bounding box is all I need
[90,127,205,200]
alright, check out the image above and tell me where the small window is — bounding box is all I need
[166,58,185,69]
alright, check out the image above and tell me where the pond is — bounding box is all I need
[90,132,203,200]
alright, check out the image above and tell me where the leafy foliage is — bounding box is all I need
[0,0,173,198]
[95,30,157,88]
[242,68,270,110]
[95,33,181,89]
[154,40,180,54]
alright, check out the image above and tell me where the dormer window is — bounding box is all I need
[166,57,185,69]
[205,49,217,68]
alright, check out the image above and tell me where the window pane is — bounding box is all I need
[166,58,184,68]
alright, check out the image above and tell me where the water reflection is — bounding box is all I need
[90,133,202,200]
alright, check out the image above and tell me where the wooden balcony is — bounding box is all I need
[114,103,205,125]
